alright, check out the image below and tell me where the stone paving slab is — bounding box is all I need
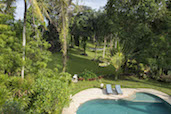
[62,88,171,114]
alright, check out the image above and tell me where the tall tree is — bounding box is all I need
[106,0,168,77]
[46,0,74,72]
[61,0,67,72]
[71,6,94,55]
[21,0,45,79]
[57,0,74,72]
[21,0,27,79]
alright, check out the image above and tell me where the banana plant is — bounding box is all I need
[111,40,125,80]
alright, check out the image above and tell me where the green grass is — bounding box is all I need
[48,42,171,96]
[48,43,114,75]
[71,76,171,96]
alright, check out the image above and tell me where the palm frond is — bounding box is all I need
[30,0,44,22]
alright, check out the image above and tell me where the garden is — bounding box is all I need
[0,0,170,114]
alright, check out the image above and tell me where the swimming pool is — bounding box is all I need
[77,93,171,114]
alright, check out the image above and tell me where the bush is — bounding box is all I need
[6,76,34,110]
[97,56,110,63]
[29,72,72,114]
[79,70,97,80]
[0,75,10,107]
[0,87,10,108]
[126,59,138,73]
[159,75,171,83]
[0,75,34,111]
[111,52,125,80]
[0,101,25,114]
[0,69,72,113]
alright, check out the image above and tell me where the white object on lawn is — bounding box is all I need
[72,74,78,83]
[100,83,104,89]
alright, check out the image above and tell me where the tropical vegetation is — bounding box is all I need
[0,0,170,113]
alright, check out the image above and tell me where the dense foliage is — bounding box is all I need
[0,12,22,75]
[106,0,171,80]
[0,0,170,113]
[0,71,72,113]
[79,70,98,80]
[0,1,72,113]
[29,72,72,113]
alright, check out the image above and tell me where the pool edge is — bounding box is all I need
[62,88,171,114]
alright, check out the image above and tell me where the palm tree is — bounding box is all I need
[21,0,27,79]
[60,0,68,72]
[58,0,73,72]
[21,0,44,79]
[45,0,75,72]
[111,40,125,80]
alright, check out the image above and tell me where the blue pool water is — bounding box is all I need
[77,93,171,114]
[133,92,163,102]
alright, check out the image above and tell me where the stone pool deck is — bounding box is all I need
[62,88,171,114]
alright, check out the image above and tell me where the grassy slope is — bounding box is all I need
[48,43,171,96]
[48,43,115,75]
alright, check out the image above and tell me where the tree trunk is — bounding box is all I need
[103,37,107,58]
[94,34,97,60]
[115,69,118,80]
[70,35,74,47]
[94,43,97,60]
[21,0,27,79]
[83,42,86,55]
[62,34,67,72]
[115,38,117,49]
[62,4,67,72]
[110,34,114,56]
[82,37,87,55]
[74,35,79,47]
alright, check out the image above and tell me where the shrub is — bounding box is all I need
[0,74,34,111]
[159,75,171,83]
[29,72,72,114]
[111,52,125,80]
[79,70,97,80]
[97,56,110,63]
[126,59,138,73]
[0,101,25,114]
[6,76,34,110]
[0,87,10,108]
[0,75,10,106]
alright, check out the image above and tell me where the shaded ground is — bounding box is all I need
[48,43,114,75]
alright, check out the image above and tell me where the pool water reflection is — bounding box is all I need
[77,93,171,114]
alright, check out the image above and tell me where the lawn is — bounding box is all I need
[48,43,171,96]
[71,76,171,96]
[48,43,115,75]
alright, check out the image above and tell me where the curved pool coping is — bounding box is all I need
[62,88,171,114]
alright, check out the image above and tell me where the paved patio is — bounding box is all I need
[62,88,171,114]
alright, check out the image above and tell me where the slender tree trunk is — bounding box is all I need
[110,34,113,56]
[94,43,97,60]
[71,35,74,47]
[93,34,96,43]
[103,37,107,58]
[94,34,97,60]
[83,42,86,55]
[115,38,117,49]
[115,69,118,80]
[21,0,27,79]
[62,4,67,72]
[114,33,118,49]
